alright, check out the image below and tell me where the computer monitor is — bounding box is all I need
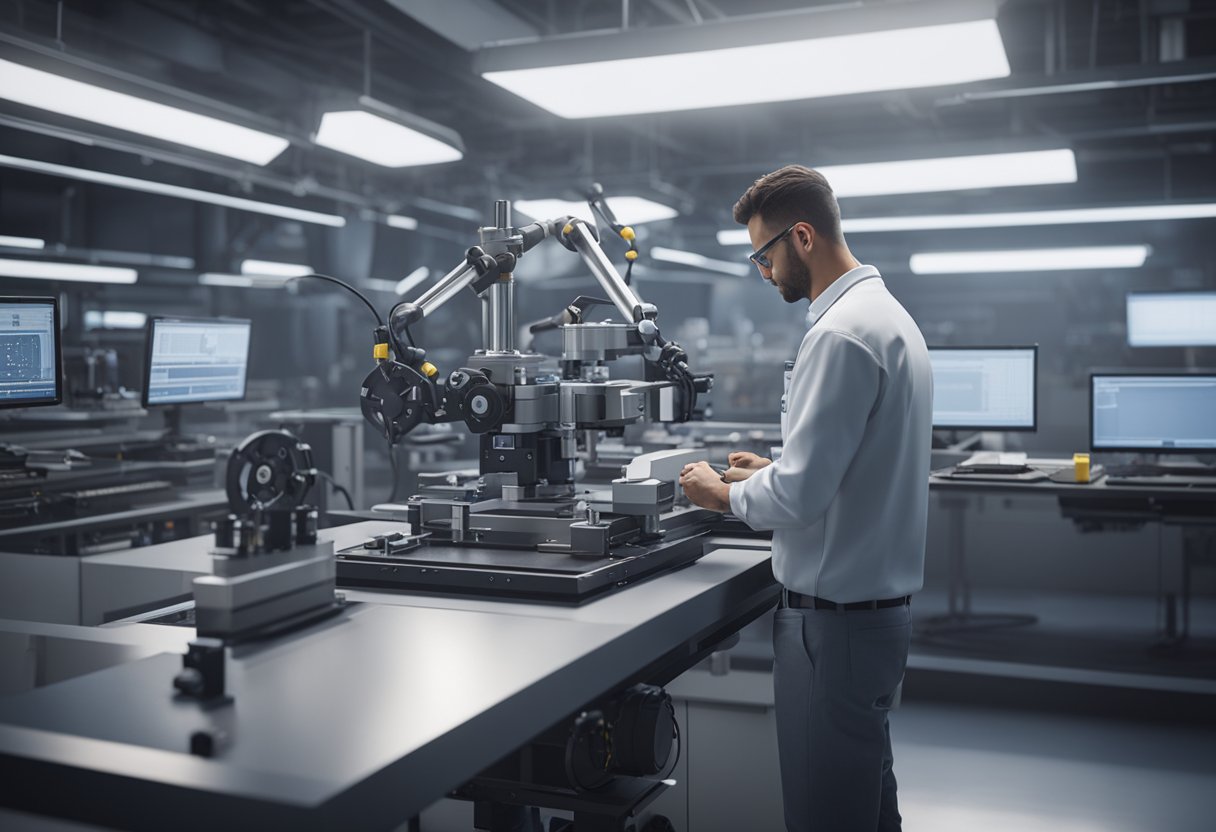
[1126,292,1216,347]
[1090,373,1216,453]
[141,317,251,407]
[928,346,1037,431]
[0,296,62,409]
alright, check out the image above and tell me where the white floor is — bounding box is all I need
[893,703,1216,832]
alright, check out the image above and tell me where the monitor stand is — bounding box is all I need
[126,407,215,462]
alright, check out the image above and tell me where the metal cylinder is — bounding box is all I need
[565,221,645,323]
[413,260,477,318]
[494,199,511,230]
[485,278,515,352]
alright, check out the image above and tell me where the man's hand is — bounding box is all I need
[724,451,772,482]
[680,461,731,512]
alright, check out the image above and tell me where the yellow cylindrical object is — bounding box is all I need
[373,342,389,360]
[625,249,639,261]
[562,223,574,235]
[619,226,636,241]
[1073,453,1090,483]
[421,361,438,378]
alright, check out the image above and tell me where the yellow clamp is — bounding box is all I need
[420,362,438,378]
[619,226,636,241]
[373,342,389,360]
[1073,453,1090,483]
[625,250,639,261]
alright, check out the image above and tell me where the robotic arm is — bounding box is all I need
[358,202,710,450]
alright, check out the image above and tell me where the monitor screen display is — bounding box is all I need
[142,317,251,407]
[1091,374,1216,452]
[928,347,1037,430]
[1127,292,1216,347]
[0,296,62,409]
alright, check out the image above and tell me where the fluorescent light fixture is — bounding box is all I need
[818,149,1076,198]
[396,267,431,296]
[478,1,1008,118]
[362,278,401,293]
[240,259,313,277]
[386,214,420,230]
[314,97,463,168]
[0,235,46,249]
[1127,292,1216,347]
[0,257,137,284]
[0,58,289,165]
[0,154,346,227]
[199,272,289,289]
[513,197,677,225]
[650,247,750,277]
[909,245,1151,274]
[84,310,147,329]
[716,202,1216,244]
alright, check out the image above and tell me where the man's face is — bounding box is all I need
[747,217,811,304]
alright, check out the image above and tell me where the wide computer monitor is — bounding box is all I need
[928,346,1038,431]
[0,296,62,409]
[141,316,252,407]
[1126,292,1216,347]
[1090,373,1216,453]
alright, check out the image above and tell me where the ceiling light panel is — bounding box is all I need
[0,235,46,249]
[480,2,1008,118]
[819,149,1076,198]
[240,259,313,277]
[0,58,289,165]
[0,154,346,227]
[513,197,677,225]
[315,111,463,167]
[650,247,750,277]
[716,202,1216,244]
[909,246,1150,274]
[0,258,138,284]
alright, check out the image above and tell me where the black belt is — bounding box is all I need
[785,590,909,611]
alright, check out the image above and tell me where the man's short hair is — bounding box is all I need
[732,165,844,244]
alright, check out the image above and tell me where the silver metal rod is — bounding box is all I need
[413,259,477,319]
[485,278,515,352]
[566,220,645,323]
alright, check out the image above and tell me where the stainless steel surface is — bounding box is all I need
[0,521,777,829]
[565,220,645,323]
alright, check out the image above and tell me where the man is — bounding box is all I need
[679,165,932,832]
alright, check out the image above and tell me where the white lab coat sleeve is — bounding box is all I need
[729,328,882,530]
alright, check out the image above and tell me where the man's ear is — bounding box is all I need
[795,222,816,251]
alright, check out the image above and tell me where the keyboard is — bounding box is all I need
[1105,463,1216,478]
[953,463,1032,475]
[1105,475,1216,488]
[61,480,175,513]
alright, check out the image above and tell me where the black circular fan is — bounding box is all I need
[225,430,315,513]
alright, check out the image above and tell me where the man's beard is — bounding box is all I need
[778,257,812,303]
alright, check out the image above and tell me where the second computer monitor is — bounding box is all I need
[928,346,1037,431]
[0,296,62,409]
[142,317,252,407]
[1091,373,1216,453]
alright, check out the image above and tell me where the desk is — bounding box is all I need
[0,521,778,831]
[928,474,1216,642]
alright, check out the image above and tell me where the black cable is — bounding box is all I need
[288,273,384,327]
[291,273,412,360]
[387,440,401,503]
[314,469,355,511]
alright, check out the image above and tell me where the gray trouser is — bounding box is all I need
[772,599,911,832]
